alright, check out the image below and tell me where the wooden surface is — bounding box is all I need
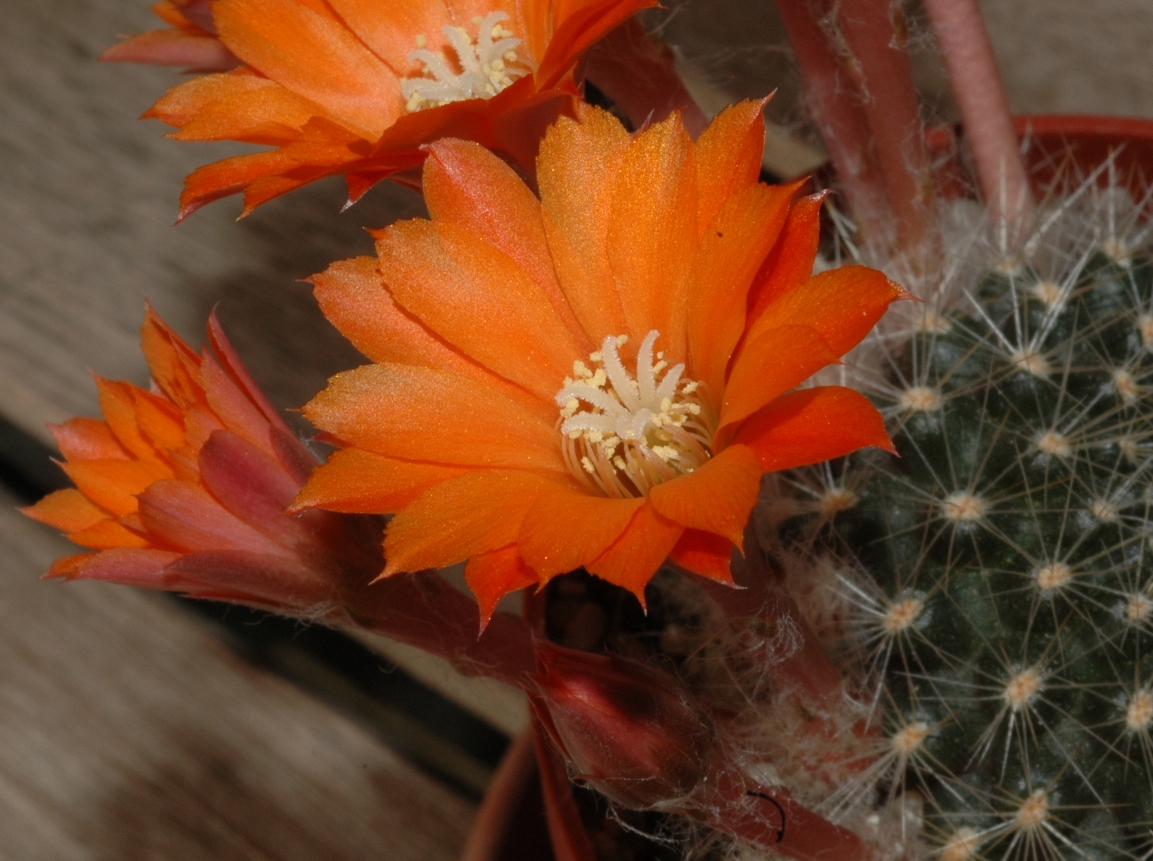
[2,0,1152,857]
[1,491,476,860]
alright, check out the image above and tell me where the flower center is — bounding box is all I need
[402,12,531,112]
[555,331,715,499]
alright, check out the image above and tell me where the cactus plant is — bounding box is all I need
[771,176,1153,861]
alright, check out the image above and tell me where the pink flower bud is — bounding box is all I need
[531,641,715,809]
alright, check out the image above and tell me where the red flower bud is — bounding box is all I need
[531,641,715,809]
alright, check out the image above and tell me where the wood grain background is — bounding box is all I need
[2,0,1151,857]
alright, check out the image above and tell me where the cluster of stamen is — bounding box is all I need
[556,331,715,498]
[402,12,530,112]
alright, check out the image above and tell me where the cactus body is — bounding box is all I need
[794,245,1153,860]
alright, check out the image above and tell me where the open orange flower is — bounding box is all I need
[107,0,653,219]
[297,101,905,621]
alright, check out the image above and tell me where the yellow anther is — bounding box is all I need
[557,331,715,498]
[616,335,629,347]
[414,33,427,47]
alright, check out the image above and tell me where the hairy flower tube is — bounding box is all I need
[107,0,653,218]
[296,101,904,622]
[532,640,715,809]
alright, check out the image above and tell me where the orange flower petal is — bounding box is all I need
[22,489,108,532]
[669,529,734,585]
[464,544,538,629]
[648,444,762,548]
[607,111,697,363]
[745,264,905,358]
[325,0,450,75]
[60,459,173,517]
[172,77,320,145]
[517,487,644,579]
[310,256,550,420]
[146,74,249,128]
[100,29,238,70]
[687,181,798,394]
[746,192,826,323]
[733,386,895,472]
[375,220,583,401]
[178,150,303,220]
[384,470,558,573]
[137,478,286,555]
[141,305,204,407]
[131,388,185,452]
[718,325,840,432]
[586,502,683,605]
[694,99,768,233]
[538,105,632,346]
[293,448,466,513]
[95,378,162,464]
[422,139,589,350]
[67,519,151,550]
[304,364,566,473]
[200,352,276,454]
[213,0,402,139]
[49,418,127,461]
[536,0,657,89]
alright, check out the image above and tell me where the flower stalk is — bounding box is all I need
[921,0,1034,244]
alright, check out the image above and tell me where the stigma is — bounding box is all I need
[402,12,531,112]
[555,331,716,499]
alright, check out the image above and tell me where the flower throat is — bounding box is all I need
[556,331,716,499]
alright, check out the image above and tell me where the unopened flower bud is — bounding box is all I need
[531,641,715,809]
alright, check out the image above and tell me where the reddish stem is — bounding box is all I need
[690,765,869,861]
[461,729,539,861]
[532,717,600,861]
[584,18,708,137]
[342,571,537,687]
[834,0,935,256]
[921,0,1034,244]
[775,0,893,244]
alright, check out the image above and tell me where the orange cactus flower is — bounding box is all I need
[22,307,383,612]
[106,0,653,219]
[296,101,905,622]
